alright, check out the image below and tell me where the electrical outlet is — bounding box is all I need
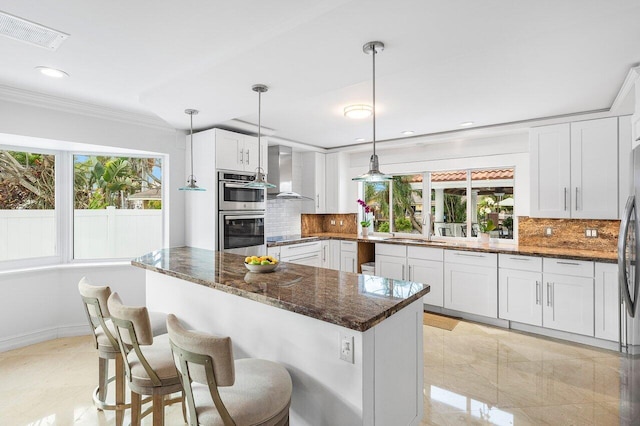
[545,227,553,236]
[592,229,598,238]
[585,228,598,238]
[339,333,354,363]
[340,220,344,226]
[330,220,336,225]
[585,229,592,237]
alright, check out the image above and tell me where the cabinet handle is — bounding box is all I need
[564,187,568,211]
[288,254,318,262]
[322,246,326,262]
[546,282,551,307]
[535,281,540,305]
[408,265,412,280]
[352,258,355,272]
[317,194,320,209]
[246,149,250,164]
[454,252,485,258]
[575,187,579,210]
[240,148,244,164]
[402,264,405,280]
[509,257,530,261]
[557,261,581,266]
[287,242,318,249]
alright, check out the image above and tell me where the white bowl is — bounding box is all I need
[244,262,278,273]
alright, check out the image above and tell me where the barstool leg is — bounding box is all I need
[97,357,109,404]
[115,356,125,426]
[131,392,142,426]
[152,394,164,426]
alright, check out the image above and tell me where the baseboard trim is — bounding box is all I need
[509,322,619,352]
[0,324,90,352]
[424,305,510,328]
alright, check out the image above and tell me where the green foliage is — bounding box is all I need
[502,216,513,230]
[479,219,497,233]
[147,200,162,209]
[395,217,413,232]
[378,222,390,232]
[364,175,422,233]
[443,193,466,223]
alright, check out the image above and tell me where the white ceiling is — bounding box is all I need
[1,0,639,149]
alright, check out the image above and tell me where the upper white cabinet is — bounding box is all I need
[215,128,267,173]
[301,152,326,214]
[530,117,618,219]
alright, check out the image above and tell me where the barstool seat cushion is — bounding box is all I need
[127,334,180,388]
[95,312,168,352]
[193,358,292,426]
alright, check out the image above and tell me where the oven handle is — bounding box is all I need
[224,215,265,220]
[223,183,257,189]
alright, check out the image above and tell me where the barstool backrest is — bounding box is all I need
[78,276,118,350]
[166,314,235,425]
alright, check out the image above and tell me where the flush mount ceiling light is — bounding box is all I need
[179,109,205,191]
[245,84,276,189]
[353,41,392,182]
[344,104,372,119]
[355,138,365,142]
[35,66,69,78]
[401,130,414,136]
[460,121,475,127]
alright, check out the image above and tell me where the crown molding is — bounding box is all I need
[0,84,175,132]
[611,66,640,112]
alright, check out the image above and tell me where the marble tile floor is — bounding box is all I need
[1,321,638,425]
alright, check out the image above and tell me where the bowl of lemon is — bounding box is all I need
[244,255,279,273]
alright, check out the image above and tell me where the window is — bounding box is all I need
[73,155,163,259]
[0,149,56,261]
[362,167,515,240]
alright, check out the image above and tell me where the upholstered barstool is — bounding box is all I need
[78,277,168,425]
[166,314,292,426]
[107,292,183,426]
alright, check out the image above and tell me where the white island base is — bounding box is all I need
[145,271,424,426]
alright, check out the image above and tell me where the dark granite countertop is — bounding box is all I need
[132,247,430,332]
[270,233,616,264]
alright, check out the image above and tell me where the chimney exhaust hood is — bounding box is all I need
[267,145,312,200]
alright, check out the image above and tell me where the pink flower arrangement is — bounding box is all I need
[357,199,373,227]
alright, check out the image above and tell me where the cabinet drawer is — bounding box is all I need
[543,258,594,277]
[375,243,407,257]
[499,254,542,272]
[445,250,497,267]
[340,241,357,253]
[407,246,443,261]
[280,241,321,258]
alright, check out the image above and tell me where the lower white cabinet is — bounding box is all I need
[340,241,358,273]
[542,272,594,336]
[271,241,322,267]
[444,251,497,318]
[375,244,444,307]
[594,263,619,341]
[499,268,543,326]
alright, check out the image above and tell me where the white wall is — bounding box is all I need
[0,96,184,351]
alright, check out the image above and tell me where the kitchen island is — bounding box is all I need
[133,247,430,426]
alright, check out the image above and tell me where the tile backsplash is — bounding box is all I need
[518,216,619,252]
[265,198,302,237]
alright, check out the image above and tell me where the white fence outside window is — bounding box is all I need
[0,207,162,261]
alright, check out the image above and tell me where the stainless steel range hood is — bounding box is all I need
[267,145,312,200]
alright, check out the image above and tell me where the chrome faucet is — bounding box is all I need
[424,213,433,241]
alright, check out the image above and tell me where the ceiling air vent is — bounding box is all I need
[0,10,69,50]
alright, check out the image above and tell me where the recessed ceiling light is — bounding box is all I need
[460,121,474,127]
[35,66,69,78]
[401,130,414,136]
[344,104,372,119]
[355,138,365,142]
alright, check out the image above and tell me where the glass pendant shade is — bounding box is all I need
[179,108,206,191]
[245,84,276,189]
[353,41,391,182]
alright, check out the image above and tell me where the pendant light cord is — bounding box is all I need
[372,44,376,158]
[258,89,262,172]
[189,112,194,178]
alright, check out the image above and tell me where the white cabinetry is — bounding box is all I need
[594,262,619,341]
[215,128,267,173]
[375,244,444,307]
[498,255,543,326]
[301,152,326,214]
[542,258,594,336]
[444,250,498,318]
[320,240,341,270]
[279,241,322,267]
[340,241,358,273]
[530,117,618,219]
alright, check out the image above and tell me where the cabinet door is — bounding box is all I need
[498,269,543,326]
[408,258,443,307]
[594,263,619,341]
[530,124,571,218]
[341,251,357,273]
[329,240,341,270]
[543,273,594,336]
[376,254,406,280]
[301,152,326,213]
[570,117,618,219]
[243,135,260,173]
[444,263,498,318]
[315,153,326,213]
[267,246,281,262]
[215,129,245,171]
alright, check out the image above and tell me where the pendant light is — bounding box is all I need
[179,108,205,191]
[353,41,392,182]
[244,84,276,189]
